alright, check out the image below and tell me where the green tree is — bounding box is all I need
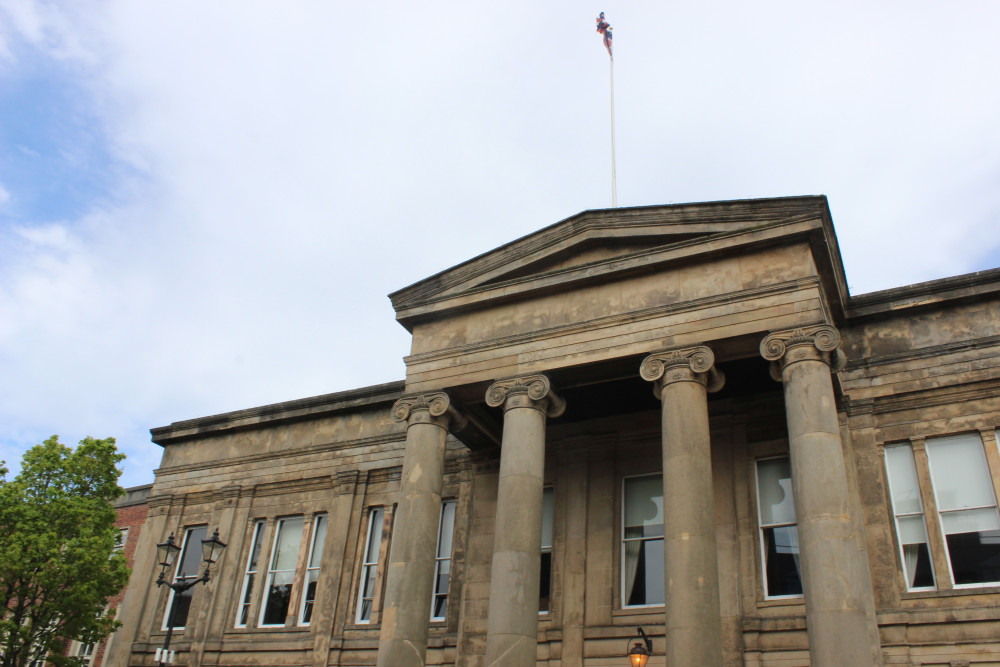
[0,436,130,667]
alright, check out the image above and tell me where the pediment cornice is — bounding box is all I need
[390,196,844,331]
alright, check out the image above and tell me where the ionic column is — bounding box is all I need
[377,392,464,667]
[484,375,565,667]
[760,325,880,667]
[640,346,725,667]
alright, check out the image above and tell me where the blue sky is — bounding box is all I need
[2,1,1000,486]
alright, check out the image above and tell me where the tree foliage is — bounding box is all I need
[0,436,130,667]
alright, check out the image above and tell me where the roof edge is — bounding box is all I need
[151,380,405,445]
[847,267,1000,319]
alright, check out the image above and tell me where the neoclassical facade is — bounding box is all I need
[109,197,1000,666]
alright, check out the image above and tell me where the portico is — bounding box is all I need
[379,198,882,665]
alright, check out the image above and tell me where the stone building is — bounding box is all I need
[108,196,1000,666]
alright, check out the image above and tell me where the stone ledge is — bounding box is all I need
[151,380,405,445]
[847,267,1000,320]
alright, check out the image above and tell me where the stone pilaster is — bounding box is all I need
[484,375,564,667]
[376,392,464,667]
[640,346,724,667]
[761,325,881,667]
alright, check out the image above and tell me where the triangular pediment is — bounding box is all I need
[390,196,836,331]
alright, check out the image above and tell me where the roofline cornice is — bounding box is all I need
[846,267,1000,320]
[150,380,405,445]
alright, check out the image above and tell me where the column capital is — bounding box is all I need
[640,345,725,395]
[486,374,566,417]
[760,324,847,379]
[391,391,466,430]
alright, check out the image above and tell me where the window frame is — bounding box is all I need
[355,507,385,624]
[755,455,803,600]
[925,433,1000,590]
[257,515,305,628]
[234,519,267,628]
[297,513,328,626]
[620,472,665,609]
[883,443,937,591]
[161,526,208,631]
[430,500,457,622]
[70,640,96,666]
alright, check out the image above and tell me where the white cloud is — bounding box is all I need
[1,1,1000,485]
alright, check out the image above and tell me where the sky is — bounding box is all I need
[1,1,999,487]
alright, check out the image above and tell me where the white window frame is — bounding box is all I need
[297,513,328,626]
[258,516,305,628]
[755,456,803,600]
[883,443,937,591]
[355,507,385,624]
[115,528,128,552]
[234,519,266,628]
[926,433,1000,589]
[431,500,457,621]
[70,639,96,666]
[161,526,208,631]
[620,473,665,609]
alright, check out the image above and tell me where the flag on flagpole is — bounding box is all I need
[596,11,613,58]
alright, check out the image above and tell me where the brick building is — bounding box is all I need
[67,484,151,666]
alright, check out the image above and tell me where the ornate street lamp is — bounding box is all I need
[154,529,227,665]
[626,627,653,667]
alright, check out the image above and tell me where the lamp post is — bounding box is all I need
[626,627,653,667]
[154,528,227,666]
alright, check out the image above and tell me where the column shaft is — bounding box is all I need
[762,326,880,667]
[641,346,724,667]
[484,375,564,667]
[376,393,458,667]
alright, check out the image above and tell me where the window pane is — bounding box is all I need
[272,517,304,571]
[247,522,265,571]
[902,542,935,589]
[362,564,378,599]
[758,458,796,526]
[432,594,447,619]
[301,571,319,623]
[941,507,1000,536]
[262,570,295,625]
[946,529,1000,585]
[166,526,207,628]
[541,488,554,549]
[177,526,208,578]
[763,525,802,596]
[623,538,664,606]
[927,435,997,511]
[239,573,255,626]
[435,563,450,603]
[366,509,384,563]
[885,445,924,515]
[539,551,552,613]
[170,587,195,628]
[897,515,929,545]
[437,502,456,558]
[309,515,327,566]
[624,476,663,536]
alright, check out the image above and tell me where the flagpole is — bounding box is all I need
[609,55,617,208]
